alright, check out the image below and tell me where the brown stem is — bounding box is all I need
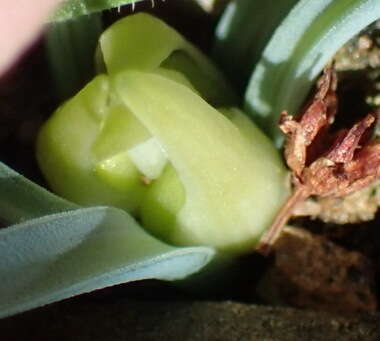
[256,185,309,256]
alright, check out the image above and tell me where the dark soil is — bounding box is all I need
[2,293,380,341]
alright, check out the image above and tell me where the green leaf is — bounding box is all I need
[114,71,288,252]
[38,14,288,254]
[0,162,214,317]
[0,206,214,318]
[36,74,151,214]
[52,0,144,22]
[213,0,298,91]
[0,162,76,223]
[243,0,380,145]
[46,13,103,100]
[98,12,236,106]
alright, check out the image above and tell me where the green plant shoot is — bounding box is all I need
[37,13,288,254]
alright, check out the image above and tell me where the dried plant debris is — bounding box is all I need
[294,180,380,224]
[291,23,380,225]
[258,67,380,253]
[334,20,380,140]
[257,226,377,314]
[334,20,380,72]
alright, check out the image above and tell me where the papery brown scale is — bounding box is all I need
[280,113,307,177]
[313,66,337,123]
[336,176,377,197]
[306,139,380,198]
[304,158,340,196]
[280,67,338,177]
[359,108,380,145]
[280,101,329,177]
[304,69,338,164]
[258,67,380,254]
[302,100,333,166]
[345,141,380,180]
[315,66,337,101]
[324,91,338,124]
[325,114,375,163]
[299,100,328,144]
[279,111,297,134]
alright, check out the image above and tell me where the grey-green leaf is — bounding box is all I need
[244,0,380,145]
[0,206,214,318]
[0,162,76,223]
[0,162,214,318]
[214,0,298,91]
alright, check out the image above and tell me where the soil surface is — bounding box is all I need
[2,292,380,341]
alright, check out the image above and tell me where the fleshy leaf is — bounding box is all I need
[52,0,144,22]
[98,13,236,106]
[46,13,103,100]
[0,162,214,318]
[244,0,380,145]
[213,0,298,91]
[0,206,214,318]
[38,14,288,254]
[114,71,288,252]
[0,162,76,223]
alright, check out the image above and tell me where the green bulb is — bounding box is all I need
[97,12,237,106]
[37,13,288,255]
[114,71,288,253]
[36,75,149,213]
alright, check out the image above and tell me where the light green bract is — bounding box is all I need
[114,71,287,251]
[0,162,214,318]
[37,13,288,253]
[97,12,236,106]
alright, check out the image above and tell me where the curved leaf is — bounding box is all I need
[98,12,236,106]
[46,13,103,100]
[52,0,143,22]
[244,0,380,145]
[0,162,214,318]
[213,0,298,91]
[0,206,214,318]
[0,162,76,223]
[113,71,288,252]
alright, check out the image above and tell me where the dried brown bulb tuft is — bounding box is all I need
[258,67,380,255]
